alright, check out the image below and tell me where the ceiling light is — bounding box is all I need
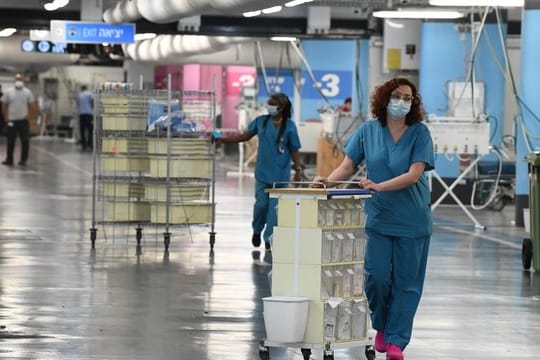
[373,9,465,19]
[43,0,70,11]
[262,6,283,14]
[430,0,523,6]
[0,28,17,37]
[271,36,297,42]
[134,33,157,41]
[243,10,261,17]
[285,0,314,7]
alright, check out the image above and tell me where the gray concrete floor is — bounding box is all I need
[0,138,539,359]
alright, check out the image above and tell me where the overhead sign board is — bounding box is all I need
[21,39,67,54]
[50,20,135,44]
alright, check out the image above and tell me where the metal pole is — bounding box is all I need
[209,75,217,248]
[164,74,172,246]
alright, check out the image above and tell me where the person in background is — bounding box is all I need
[77,85,94,151]
[216,93,302,251]
[340,97,352,112]
[1,74,36,166]
[0,84,5,135]
[313,77,434,360]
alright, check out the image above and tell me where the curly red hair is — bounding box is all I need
[370,77,425,127]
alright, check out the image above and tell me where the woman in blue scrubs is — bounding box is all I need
[217,93,302,251]
[314,78,434,360]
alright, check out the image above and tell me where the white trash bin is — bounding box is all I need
[262,296,310,343]
[524,208,530,234]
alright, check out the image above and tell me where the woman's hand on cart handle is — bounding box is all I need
[359,178,379,192]
[311,176,327,188]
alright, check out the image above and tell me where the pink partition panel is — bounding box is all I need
[223,66,256,130]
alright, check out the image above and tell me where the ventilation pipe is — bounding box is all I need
[123,35,253,62]
[103,0,141,23]
[104,0,286,24]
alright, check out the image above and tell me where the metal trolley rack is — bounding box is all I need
[90,86,217,252]
[260,187,375,360]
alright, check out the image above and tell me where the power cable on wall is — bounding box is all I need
[495,7,536,152]
[288,40,332,108]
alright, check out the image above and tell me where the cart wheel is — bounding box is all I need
[163,232,171,252]
[90,228,97,249]
[490,196,506,211]
[135,227,143,244]
[209,231,216,250]
[523,238,533,270]
[365,345,376,360]
[323,348,334,360]
[301,347,311,360]
[258,341,270,360]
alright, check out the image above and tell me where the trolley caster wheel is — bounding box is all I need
[135,227,143,245]
[163,232,171,252]
[323,346,334,360]
[90,228,97,249]
[523,238,533,270]
[258,341,270,360]
[365,345,376,360]
[209,231,216,250]
[301,347,311,360]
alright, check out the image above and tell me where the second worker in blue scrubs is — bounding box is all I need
[314,77,434,360]
[217,93,302,251]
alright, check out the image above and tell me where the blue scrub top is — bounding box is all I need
[345,119,435,237]
[248,115,301,184]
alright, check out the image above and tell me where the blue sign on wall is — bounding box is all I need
[50,20,135,44]
[257,70,353,101]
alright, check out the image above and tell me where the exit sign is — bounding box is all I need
[50,20,135,44]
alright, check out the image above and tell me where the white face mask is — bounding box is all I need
[14,80,24,89]
[265,104,279,116]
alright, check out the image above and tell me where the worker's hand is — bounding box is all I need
[310,176,327,188]
[359,178,379,192]
[293,170,302,182]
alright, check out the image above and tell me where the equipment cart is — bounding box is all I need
[90,84,217,252]
[260,187,375,360]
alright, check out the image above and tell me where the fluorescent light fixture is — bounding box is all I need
[430,0,523,6]
[134,32,157,41]
[262,6,283,14]
[271,36,297,42]
[0,28,17,37]
[44,0,70,11]
[373,9,465,19]
[285,0,314,7]
[243,10,261,17]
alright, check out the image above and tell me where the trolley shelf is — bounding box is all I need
[90,86,217,251]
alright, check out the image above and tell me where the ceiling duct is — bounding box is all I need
[123,35,253,62]
[104,0,286,24]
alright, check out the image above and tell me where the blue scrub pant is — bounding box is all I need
[364,227,430,350]
[252,180,281,244]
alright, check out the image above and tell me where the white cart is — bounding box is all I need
[260,187,375,360]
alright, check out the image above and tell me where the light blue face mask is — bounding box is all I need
[387,98,411,120]
[266,104,279,116]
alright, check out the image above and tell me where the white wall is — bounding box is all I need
[503,36,521,139]
[38,65,124,125]
[124,60,154,89]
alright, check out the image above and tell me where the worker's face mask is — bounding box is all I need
[266,104,279,116]
[14,80,24,89]
[387,98,411,120]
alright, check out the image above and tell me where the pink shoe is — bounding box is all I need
[387,344,403,360]
[375,331,387,353]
